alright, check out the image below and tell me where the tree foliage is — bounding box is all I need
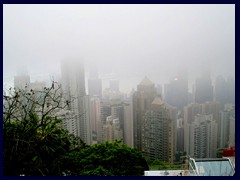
[3,83,149,176]
[148,159,181,170]
[3,83,83,175]
[60,140,149,176]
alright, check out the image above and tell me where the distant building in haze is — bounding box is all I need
[61,58,92,145]
[189,114,217,158]
[156,84,163,96]
[123,102,133,147]
[141,96,175,163]
[102,116,123,142]
[219,105,235,148]
[183,101,221,155]
[29,81,46,91]
[14,74,30,89]
[57,109,78,137]
[98,101,111,143]
[88,68,102,98]
[226,77,235,105]
[109,79,119,92]
[229,115,235,147]
[176,118,184,152]
[89,96,101,143]
[132,77,157,150]
[194,73,213,104]
[214,75,235,106]
[183,103,202,154]
[88,78,102,98]
[164,73,188,110]
[214,75,228,105]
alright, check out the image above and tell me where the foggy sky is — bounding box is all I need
[3,4,235,93]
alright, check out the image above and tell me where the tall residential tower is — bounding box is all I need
[61,58,92,145]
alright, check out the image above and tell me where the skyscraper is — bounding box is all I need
[226,77,235,105]
[88,78,102,98]
[132,77,157,150]
[184,103,202,154]
[102,116,123,142]
[98,100,111,143]
[215,75,227,106]
[189,114,217,158]
[61,58,86,100]
[164,72,188,110]
[14,74,30,90]
[229,115,235,147]
[81,95,93,145]
[57,109,78,137]
[183,102,221,155]
[61,58,92,145]
[176,118,184,152]
[219,105,235,148]
[89,96,101,143]
[194,74,213,104]
[141,96,175,162]
[109,79,119,92]
[214,75,235,107]
[88,67,102,98]
[123,102,133,147]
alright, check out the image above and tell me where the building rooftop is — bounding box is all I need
[139,76,154,86]
[151,96,164,106]
[144,157,235,176]
[189,158,235,176]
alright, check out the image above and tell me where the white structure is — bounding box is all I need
[61,59,85,112]
[29,81,46,91]
[102,116,123,142]
[229,115,235,147]
[102,88,124,101]
[56,109,78,136]
[123,103,133,147]
[144,170,193,176]
[14,74,30,89]
[89,96,101,143]
[219,105,235,148]
[103,116,114,142]
[113,118,123,140]
[80,95,92,145]
[61,58,92,145]
[183,103,202,155]
[189,114,218,158]
[184,102,221,155]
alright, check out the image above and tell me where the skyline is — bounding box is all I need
[3,4,235,93]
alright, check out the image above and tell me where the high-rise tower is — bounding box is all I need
[189,114,218,158]
[61,58,92,145]
[194,73,213,104]
[88,66,102,98]
[164,72,188,110]
[141,96,175,162]
[132,77,157,150]
[14,74,30,90]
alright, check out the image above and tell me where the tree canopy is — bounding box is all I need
[60,140,149,176]
[3,83,84,175]
[3,83,149,176]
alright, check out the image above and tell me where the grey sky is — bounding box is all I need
[3,4,235,93]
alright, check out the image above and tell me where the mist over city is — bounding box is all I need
[3,4,235,176]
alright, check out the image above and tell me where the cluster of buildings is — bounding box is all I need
[10,58,235,163]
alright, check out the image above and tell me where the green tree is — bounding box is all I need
[60,140,149,176]
[148,159,181,170]
[3,83,149,176]
[3,83,83,175]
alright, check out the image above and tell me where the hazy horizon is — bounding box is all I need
[3,4,235,93]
